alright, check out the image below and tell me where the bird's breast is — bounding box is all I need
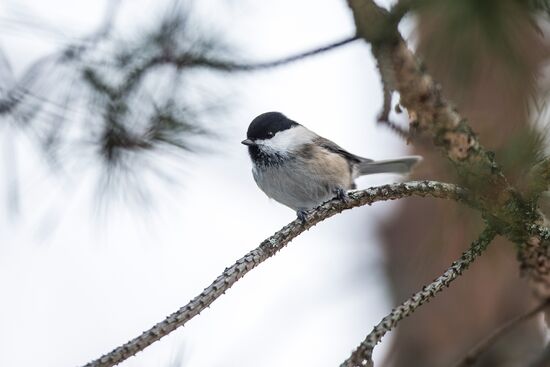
[251,151,353,211]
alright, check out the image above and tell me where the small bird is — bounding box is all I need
[242,112,421,222]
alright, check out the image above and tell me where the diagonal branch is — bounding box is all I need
[218,35,360,71]
[153,35,361,73]
[452,298,550,367]
[346,0,550,291]
[347,0,512,210]
[81,181,468,367]
[340,227,497,367]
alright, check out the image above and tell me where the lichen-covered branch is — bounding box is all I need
[340,227,497,367]
[347,0,512,208]
[346,0,549,297]
[527,223,550,241]
[81,181,467,367]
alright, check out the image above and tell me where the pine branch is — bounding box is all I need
[347,0,511,208]
[219,35,360,71]
[83,34,360,91]
[346,0,550,295]
[81,181,468,367]
[527,157,550,200]
[147,35,360,72]
[341,227,497,367]
[89,33,358,93]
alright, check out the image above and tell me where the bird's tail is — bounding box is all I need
[356,156,422,176]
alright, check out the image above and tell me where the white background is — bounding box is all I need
[0,1,414,366]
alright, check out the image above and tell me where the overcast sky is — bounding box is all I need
[0,1,414,366]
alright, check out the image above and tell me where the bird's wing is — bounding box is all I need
[315,136,373,164]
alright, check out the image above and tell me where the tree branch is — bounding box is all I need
[218,35,360,71]
[346,0,550,290]
[347,0,512,208]
[340,227,497,367]
[83,34,360,94]
[81,180,467,367]
[152,35,361,73]
[82,35,360,128]
[453,298,550,367]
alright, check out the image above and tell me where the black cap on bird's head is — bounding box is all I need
[241,112,299,146]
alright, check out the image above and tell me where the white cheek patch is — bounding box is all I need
[256,126,315,152]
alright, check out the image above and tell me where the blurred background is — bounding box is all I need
[0,0,549,366]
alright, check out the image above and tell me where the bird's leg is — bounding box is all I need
[334,187,349,202]
[296,209,309,224]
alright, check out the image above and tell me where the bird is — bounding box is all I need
[242,111,421,222]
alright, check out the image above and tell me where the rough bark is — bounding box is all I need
[341,227,497,367]
[345,0,550,366]
[82,181,466,367]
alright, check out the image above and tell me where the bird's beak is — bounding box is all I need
[241,139,255,146]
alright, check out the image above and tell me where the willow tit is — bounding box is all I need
[242,112,421,221]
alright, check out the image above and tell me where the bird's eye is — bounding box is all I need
[268,131,274,136]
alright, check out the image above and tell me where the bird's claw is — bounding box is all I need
[296,210,308,224]
[334,188,348,202]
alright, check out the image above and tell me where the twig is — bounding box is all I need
[453,298,550,367]
[81,181,468,367]
[156,35,361,72]
[210,35,360,71]
[82,35,360,103]
[340,227,497,367]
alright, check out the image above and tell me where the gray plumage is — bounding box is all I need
[357,156,421,175]
[243,112,421,216]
